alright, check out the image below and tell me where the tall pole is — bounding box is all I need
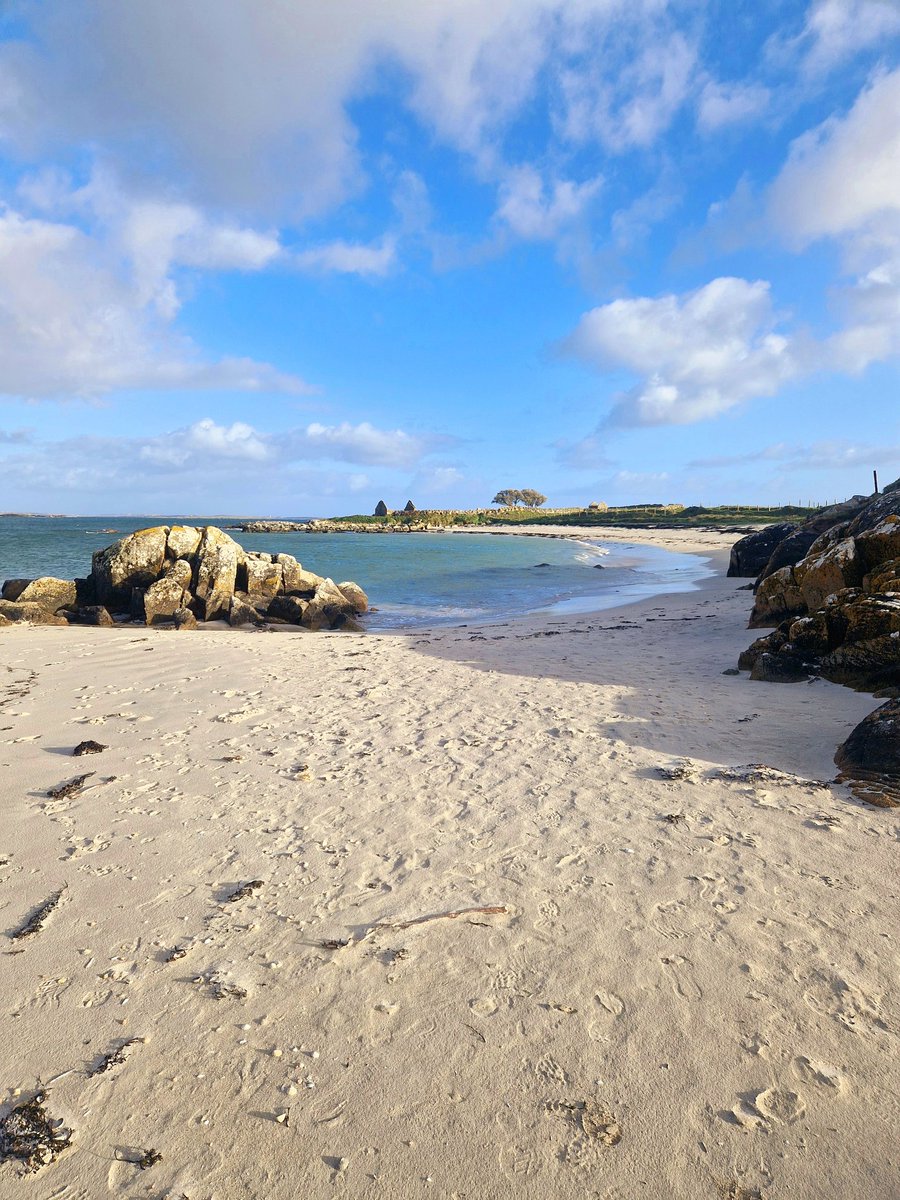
[874,469,879,494]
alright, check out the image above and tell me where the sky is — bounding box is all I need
[0,0,899,516]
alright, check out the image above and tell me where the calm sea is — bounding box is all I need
[0,516,714,630]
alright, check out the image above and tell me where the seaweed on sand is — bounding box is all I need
[226,880,263,903]
[72,740,107,757]
[0,1092,71,1172]
[47,773,94,799]
[11,886,66,940]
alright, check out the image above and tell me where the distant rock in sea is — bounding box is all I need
[0,525,367,633]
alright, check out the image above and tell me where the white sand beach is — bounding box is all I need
[1,531,896,1199]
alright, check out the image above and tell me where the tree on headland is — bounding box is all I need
[519,489,547,508]
[491,488,547,507]
[492,489,522,507]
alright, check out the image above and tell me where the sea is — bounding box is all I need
[0,516,715,630]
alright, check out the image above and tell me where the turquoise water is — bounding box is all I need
[0,516,714,629]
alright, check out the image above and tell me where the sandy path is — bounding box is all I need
[0,553,896,1199]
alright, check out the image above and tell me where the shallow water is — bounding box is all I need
[0,516,714,629]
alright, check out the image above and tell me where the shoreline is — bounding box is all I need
[1,535,895,1198]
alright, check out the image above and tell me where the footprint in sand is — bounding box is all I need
[752,1087,807,1123]
[793,1056,846,1091]
[660,955,702,1001]
[533,1054,569,1085]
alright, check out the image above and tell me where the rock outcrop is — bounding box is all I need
[737,483,900,694]
[1,526,368,634]
[727,522,796,578]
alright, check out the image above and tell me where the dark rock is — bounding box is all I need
[1,578,31,602]
[756,527,821,583]
[67,606,116,627]
[267,595,309,624]
[819,634,900,691]
[404,500,416,513]
[749,651,812,683]
[738,626,790,671]
[727,522,795,578]
[835,698,900,793]
[374,500,388,517]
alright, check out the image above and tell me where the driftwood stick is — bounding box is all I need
[373,905,508,931]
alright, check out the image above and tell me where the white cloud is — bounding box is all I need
[0,1,696,222]
[292,236,397,277]
[769,67,900,375]
[565,276,805,426]
[560,31,696,152]
[0,205,311,401]
[697,79,770,131]
[0,416,446,511]
[770,68,900,244]
[690,439,900,472]
[495,165,603,240]
[793,0,900,75]
[287,422,435,468]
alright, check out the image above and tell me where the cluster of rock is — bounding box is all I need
[0,525,368,633]
[731,484,900,803]
[235,520,308,533]
[731,485,900,692]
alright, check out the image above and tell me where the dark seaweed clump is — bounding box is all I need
[0,1093,71,1172]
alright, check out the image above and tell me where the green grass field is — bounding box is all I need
[321,504,818,530]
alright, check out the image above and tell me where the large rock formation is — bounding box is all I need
[736,485,900,784]
[1,526,368,634]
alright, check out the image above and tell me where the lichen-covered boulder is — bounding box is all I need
[854,516,900,573]
[239,554,283,604]
[13,577,77,612]
[0,612,11,627]
[92,526,169,606]
[301,579,357,630]
[228,596,264,627]
[143,560,193,625]
[167,525,202,561]
[194,527,240,620]
[275,554,324,595]
[794,538,864,612]
[750,566,805,627]
[337,581,368,612]
[727,523,795,578]
[0,600,69,626]
[173,606,198,630]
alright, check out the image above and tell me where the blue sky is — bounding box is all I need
[0,0,899,515]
